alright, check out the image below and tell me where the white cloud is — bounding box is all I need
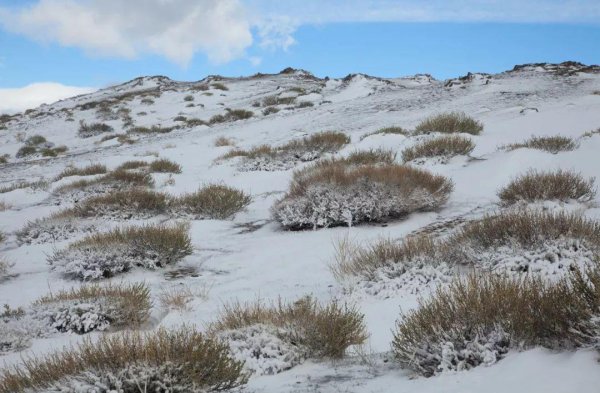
[0,0,598,67]
[0,0,254,66]
[0,82,95,113]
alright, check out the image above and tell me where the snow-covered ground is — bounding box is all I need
[1,62,600,392]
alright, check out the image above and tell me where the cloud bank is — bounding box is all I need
[0,82,95,113]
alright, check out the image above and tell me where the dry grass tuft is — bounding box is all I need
[361,126,410,140]
[35,282,151,328]
[128,125,174,135]
[332,235,439,281]
[0,179,48,194]
[212,296,368,359]
[498,170,596,205]
[158,285,200,311]
[503,135,577,154]
[392,267,600,376]
[173,184,251,219]
[214,136,234,147]
[0,201,10,211]
[402,135,474,162]
[340,149,397,165]
[414,112,483,135]
[54,164,107,181]
[209,109,254,125]
[211,82,229,91]
[0,326,247,393]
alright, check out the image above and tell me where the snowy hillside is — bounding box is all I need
[1,61,600,392]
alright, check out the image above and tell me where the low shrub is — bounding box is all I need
[209,109,254,125]
[263,106,280,115]
[185,118,207,127]
[392,267,600,376]
[212,296,368,361]
[24,135,47,146]
[116,160,147,171]
[503,135,577,154]
[184,95,195,102]
[414,112,483,135]
[40,146,68,157]
[78,121,114,138]
[15,145,37,158]
[48,224,192,280]
[296,101,314,108]
[338,149,396,166]
[401,135,475,162]
[150,158,182,173]
[220,131,350,171]
[0,154,8,164]
[68,189,169,218]
[273,162,453,229]
[127,125,174,135]
[261,95,296,106]
[33,282,151,333]
[56,168,153,194]
[214,136,234,147]
[211,82,229,91]
[498,170,596,205]
[361,126,410,140]
[0,179,48,194]
[173,115,187,121]
[173,184,251,219]
[0,326,247,393]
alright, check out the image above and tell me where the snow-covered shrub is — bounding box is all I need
[217,324,307,375]
[272,162,453,229]
[68,189,169,219]
[0,305,47,354]
[503,135,577,154]
[48,224,192,280]
[55,165,107,182]
[55,168,153,195]
[393,269,600,376]
[33,282,151,333]
[401,135,475,163]
[498,169,595,205]
[172,184,251,219]
[332,235,454,297]
[78,120,113,138]
[0,258,11,279]
[212,295,368,371]
[0,327,247,393]
[219,131,350,171]
[17,216,97,245]
[448,210,600,277]
[414,112,483,135]
[340,148,396,165]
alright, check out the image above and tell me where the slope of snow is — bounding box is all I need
[1,64,600,392]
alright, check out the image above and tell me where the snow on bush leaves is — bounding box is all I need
[273,162,453,229]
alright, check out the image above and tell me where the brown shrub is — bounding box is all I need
[361,126,410,140]
[35,282,151,329]
[0,327,247,393]
[78,121,113,138]
[392,267,600,376]
[503,135,577,154]
[55,164,107,181]
[0,179,48,194]
[149,158,182,173]
[173,184,251,219]
[402,135,475,162]
[414,112,483,135]
[68,189,169,217]
[214,136,234,147]
[341,149,397,165]
[273,162,453,229]
[128,125,174,135]
[498,170,596,205]
[211,82,229,91]
[212,296,368,359]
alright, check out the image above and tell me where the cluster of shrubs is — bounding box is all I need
[220,131,350,171]
[16,135,68,158]
[209,108,254,125]
[60,184,251,220]
[393,266,600,376]
[78,120,114,138]
[0,327,246,393]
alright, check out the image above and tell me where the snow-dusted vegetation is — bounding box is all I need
[1,62,600,392]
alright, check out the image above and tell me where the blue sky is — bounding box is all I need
[0,1,599,111]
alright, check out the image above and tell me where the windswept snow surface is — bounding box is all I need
[1,64,600,392]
